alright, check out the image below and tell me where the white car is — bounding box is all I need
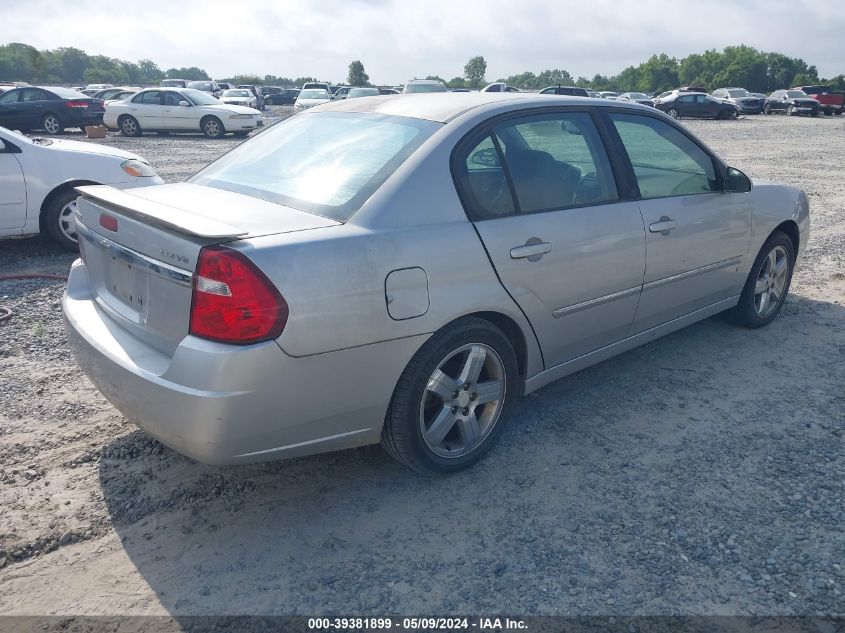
[0,125,163,249]
[104,88,262,139]
[294,88,331,112]
[219,89,258,109]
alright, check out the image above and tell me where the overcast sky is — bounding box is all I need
[4,0,844,83]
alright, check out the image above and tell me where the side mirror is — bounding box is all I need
[179,100,191,107]
[725,167,751,193]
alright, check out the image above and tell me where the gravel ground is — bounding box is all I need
[0,112,843,617]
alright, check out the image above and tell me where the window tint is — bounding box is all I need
[20,89,48,102]
[610,113,718,199]
[163,91,182,106]
[459,135,515,219]
[495,112,618,213]
[0,90,18,104]
[133,91,161,104]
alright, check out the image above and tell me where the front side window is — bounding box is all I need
[494,112,618,214]
[610,113,718,199]
[190,112,439,222]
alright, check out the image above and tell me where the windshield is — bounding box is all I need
[190,112,440,222]
[404,82,447,93]
[786,90,808,98]
[161,80,184,87]
[727,89,751,97]
[224,90,251,97]
[183,89,220,105]
[298,89,329,100]
[349,88,379,98]
[187,81,213,91]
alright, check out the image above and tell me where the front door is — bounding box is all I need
[0,140,27,229]
[161,91,195,130]
[607,112,751,334]
[456,110,646,367]
[0,89,23,131]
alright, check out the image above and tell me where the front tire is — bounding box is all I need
[44,189,82,251]
[41,113,64,135]
[729,231,795,328]
[786,105,794,116]
[381,317,518,474]
[202,116,225,138]
[763,104,771,115]
[667,108,680,119]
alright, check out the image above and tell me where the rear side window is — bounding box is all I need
[134,91,161,105]
[459,135,516,218]
[610,113,718,199]
[190,112,440,222]
[495,112,618,214]
[0,90,19,104]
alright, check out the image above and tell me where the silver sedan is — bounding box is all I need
[63,93,809,473]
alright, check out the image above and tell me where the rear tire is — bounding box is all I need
[667,108,680,119]
[119,115,141,137]
[381,317,518,474]
[41,113,64,135]
[201,116,225,138]
[763,104,771,115]
[728,231,795,328]
[44,189,82,251]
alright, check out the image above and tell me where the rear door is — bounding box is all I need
[456,109,646,367]
[0,136,27,229]
[607,111,751,333]
[128,90,163,129]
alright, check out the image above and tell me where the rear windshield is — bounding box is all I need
[405,82,447,93]
[48,87,89,99]
[190,112,440,222]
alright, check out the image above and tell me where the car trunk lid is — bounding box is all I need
[75,183,339,356]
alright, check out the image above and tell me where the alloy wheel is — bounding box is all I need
[667,108,679,119]
[205,119,221,137]
[754,245,789,318]
[58,198,79,243]
[122,118,137,135]
[419,343,506,459]
[43,115,60,134]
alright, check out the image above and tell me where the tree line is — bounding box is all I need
[2,41,843,94]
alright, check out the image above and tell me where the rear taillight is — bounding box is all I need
[65,100,90,109]
[189,246,288,345]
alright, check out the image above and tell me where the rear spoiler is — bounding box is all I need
[75,185,248,239]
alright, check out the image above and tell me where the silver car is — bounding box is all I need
[63,93,809,474]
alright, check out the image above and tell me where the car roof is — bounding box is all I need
[315,92,652,123]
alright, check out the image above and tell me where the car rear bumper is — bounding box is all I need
[63,260,427,464]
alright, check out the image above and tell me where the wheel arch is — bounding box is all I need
[771,219,800,256]
[39,179,99,231]
[455,311,531,384]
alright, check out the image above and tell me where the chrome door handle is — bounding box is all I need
[510,240,552,261]
[649,217,677,235]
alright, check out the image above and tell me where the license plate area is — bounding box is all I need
[102,252,149,322]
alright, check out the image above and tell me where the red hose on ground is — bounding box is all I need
[0,272,68,323]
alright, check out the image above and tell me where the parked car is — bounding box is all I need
[186,80,223,98]
[764,90,820,116]
[793,85,844,116]
[482,83,520,93]
[64,93,808,474]
[235,85,265,110]
[259,86,284,101]
[160,78,188,88]
[293,88,331,112]
[104,88,262,138]
[404,79,448,93]
[331,86,351,100]
[220,88,258,108]
[379,88,400,95]
[265,89,300,105]
[538,86,589,96]
[217,82,233,92]
[0,86,105,134]
[598,91,618,99]
[0,125,162,249]
[92,87,141,101]
[347,87,380,98]
[617,92,654,105]
[655,92,739,119]
[679,86,707,93]
[710,88,764,114]
[586,90,600,98]
[81,83,113,96]
[302,82,331,94]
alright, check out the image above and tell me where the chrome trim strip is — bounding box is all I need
[643,256,743,292]
[76,220,193,287]
[553,285,641,318]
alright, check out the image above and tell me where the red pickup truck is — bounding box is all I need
[794,85,844,115]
